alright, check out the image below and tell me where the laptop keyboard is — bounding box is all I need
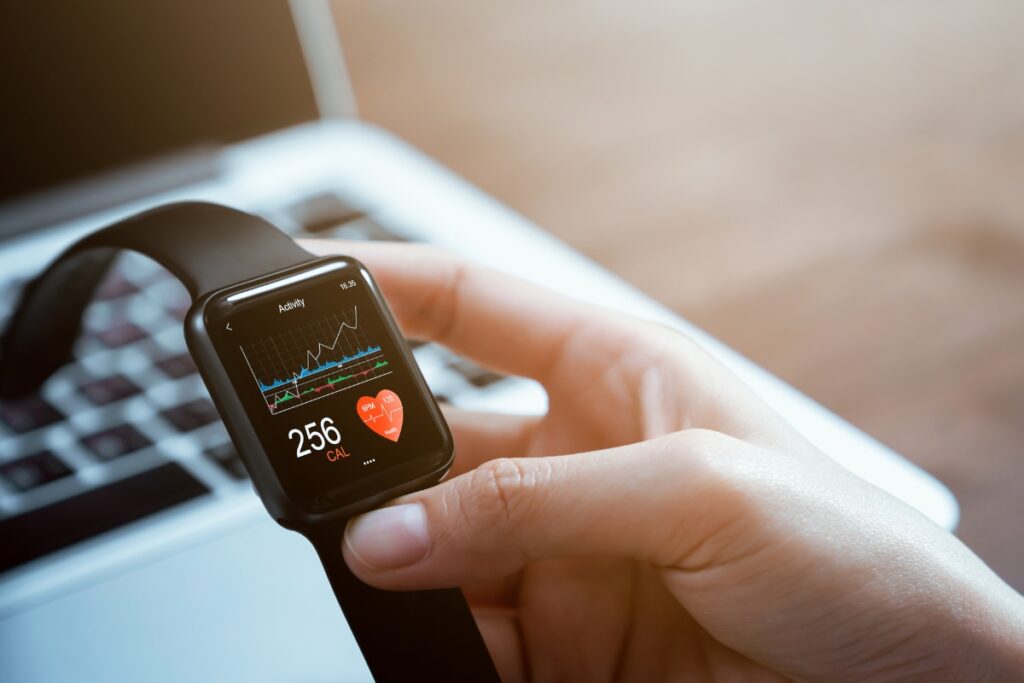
[0,193,512,573]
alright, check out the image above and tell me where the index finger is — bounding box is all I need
[299,239,626,384]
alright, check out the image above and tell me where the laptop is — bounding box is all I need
[0,1,958,680]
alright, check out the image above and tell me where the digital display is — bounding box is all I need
[206,261,449,513]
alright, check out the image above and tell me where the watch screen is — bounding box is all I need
[205,259,450,513]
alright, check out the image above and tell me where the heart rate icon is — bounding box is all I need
[357,389,404,442]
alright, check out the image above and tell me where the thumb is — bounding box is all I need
[342,429,750,589]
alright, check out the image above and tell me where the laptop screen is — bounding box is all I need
[0,0,319,211]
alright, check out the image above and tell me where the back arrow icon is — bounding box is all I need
[226,323,233,331]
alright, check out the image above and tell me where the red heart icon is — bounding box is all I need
[357,389,403,442]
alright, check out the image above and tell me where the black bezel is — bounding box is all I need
[184,256,454,531]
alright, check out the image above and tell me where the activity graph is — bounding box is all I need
[240,306,392,414]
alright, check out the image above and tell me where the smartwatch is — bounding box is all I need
[0,202,500,682]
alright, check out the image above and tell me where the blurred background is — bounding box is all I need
[332,0,1024,589]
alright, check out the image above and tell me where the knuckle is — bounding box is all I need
[660,428,766,511]
[418,249,468,343]
[662,428,734,466]
[467,457,544,529]
[655,429,772,568]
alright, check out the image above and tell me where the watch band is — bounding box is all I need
[0,201,500,681]
[0,202,313,398]
[309,521,501,682]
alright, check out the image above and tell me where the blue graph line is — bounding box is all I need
[258,345,382,392]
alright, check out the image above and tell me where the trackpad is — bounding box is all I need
[0,520,373,682]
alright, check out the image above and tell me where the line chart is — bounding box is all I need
[239,306,393,414]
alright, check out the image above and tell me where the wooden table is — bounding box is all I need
[334,0,1024,590]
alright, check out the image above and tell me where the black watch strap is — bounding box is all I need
[0,201,312,397]
[309,522,501,682]
[0,201,500,681]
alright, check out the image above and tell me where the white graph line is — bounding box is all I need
[240,307,363,391]
[362,403,403,424]
[299,306,359,371]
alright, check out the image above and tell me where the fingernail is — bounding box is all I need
[345,503,430,569]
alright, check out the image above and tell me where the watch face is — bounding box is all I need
[205,258,450,514]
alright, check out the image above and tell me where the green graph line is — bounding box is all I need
[271,360,390,407]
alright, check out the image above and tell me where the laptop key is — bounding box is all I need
[95,322,148,348]
[77,375,142,405]
[0,394,65,434]
[154,352,198,379]
[81,424,152,461]
[0,462,209,573]
[289,191,364,233]
[96,274,140,301]
[164,293,191,321]
[468,372,505,388]
[160,398,220,432]
[334,216,409,242]
[0,450,73,492]
[204,442,248,480]
[447,357,506,388]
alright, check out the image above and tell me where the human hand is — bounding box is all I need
[304,240,1024,682]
